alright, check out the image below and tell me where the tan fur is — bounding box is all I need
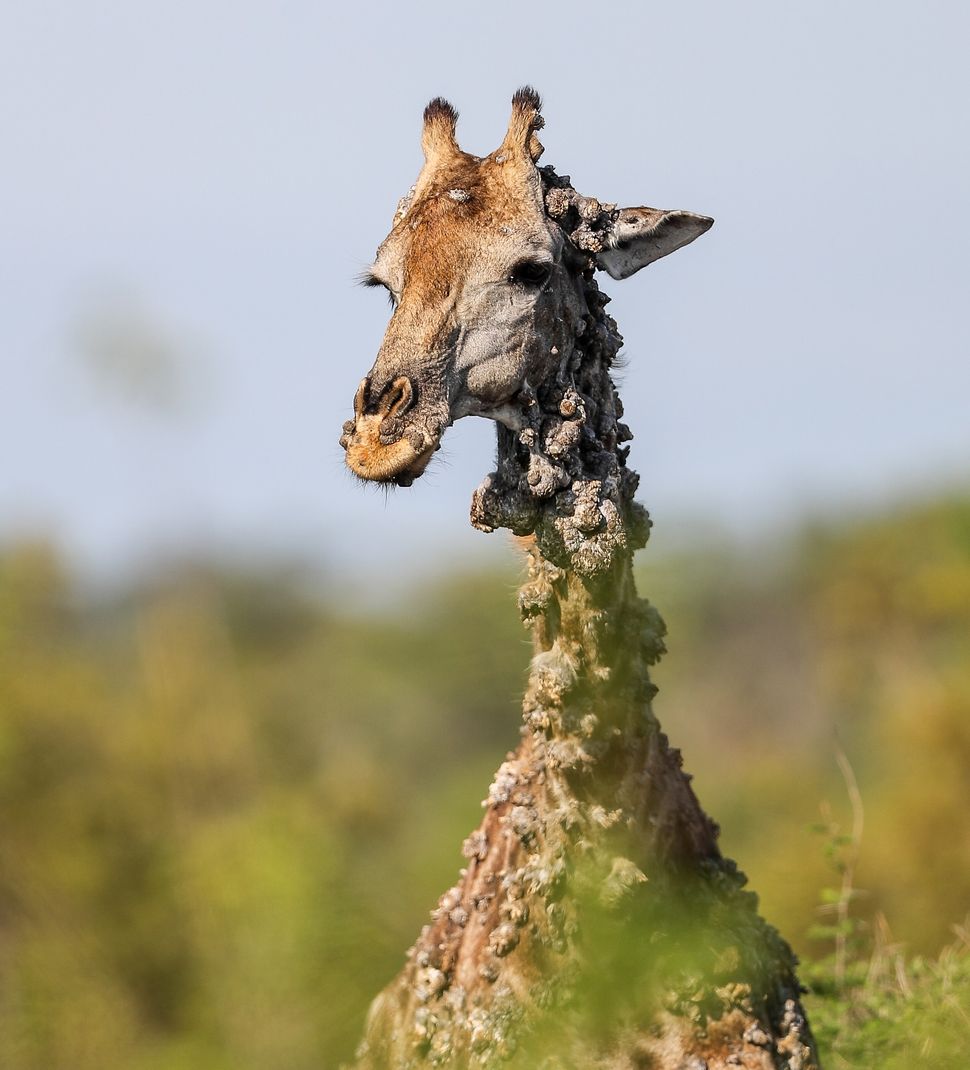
[343,99,554,485]
[344,414,434,482]
[421,103,460,166]
[498,89,544,162]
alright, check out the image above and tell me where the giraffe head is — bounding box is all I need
[340,88,712,487]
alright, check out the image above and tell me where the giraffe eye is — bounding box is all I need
[508,260,552,288]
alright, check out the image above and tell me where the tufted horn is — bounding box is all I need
[498,85,544,164]
[394,96,464,222]
[421,97,461,167]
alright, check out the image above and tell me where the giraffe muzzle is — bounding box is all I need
[340,375,439,486]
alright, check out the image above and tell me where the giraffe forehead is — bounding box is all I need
[378,164,551,289]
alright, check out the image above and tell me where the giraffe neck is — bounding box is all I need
[516,538,721,881]
[520,541,658,749]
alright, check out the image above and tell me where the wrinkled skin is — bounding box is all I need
[340,88,712,487]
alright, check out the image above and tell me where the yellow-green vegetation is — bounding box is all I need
[1,492,969,1068]
[642,496,970,958]
[803,929,970,1069]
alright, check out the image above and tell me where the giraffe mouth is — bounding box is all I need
[340,415,439,484]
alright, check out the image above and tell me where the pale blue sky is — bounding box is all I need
[2,1,968,586]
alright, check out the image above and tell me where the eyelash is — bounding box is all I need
[360,272,396,307]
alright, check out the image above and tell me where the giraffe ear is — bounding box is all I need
[596,208,714,280]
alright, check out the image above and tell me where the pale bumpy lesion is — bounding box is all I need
[470,168,650,579]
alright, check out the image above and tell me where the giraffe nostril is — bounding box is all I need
[381,376,415,418]
[353,377,371,419]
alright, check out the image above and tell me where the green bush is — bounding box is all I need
[1,492,968,1066]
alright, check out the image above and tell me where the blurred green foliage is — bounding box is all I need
[1,492,968,1068]
[803,926,970,1069]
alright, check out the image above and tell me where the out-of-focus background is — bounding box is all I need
[2,2,969,1068]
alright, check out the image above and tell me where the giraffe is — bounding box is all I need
[340,89,818,1070]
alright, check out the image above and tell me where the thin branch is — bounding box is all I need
[833,736,864,989]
